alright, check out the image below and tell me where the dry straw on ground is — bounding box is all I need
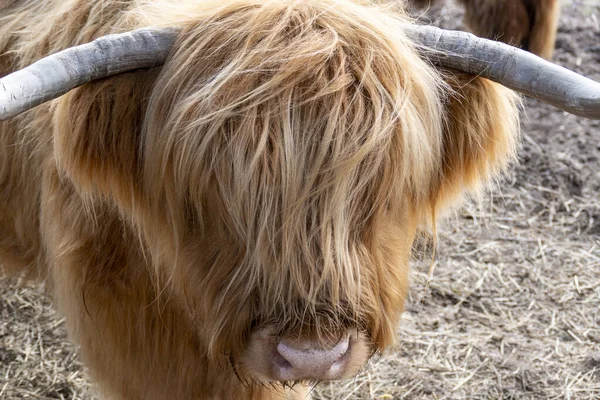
[1,0,599,399]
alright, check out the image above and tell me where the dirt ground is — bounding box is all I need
[1,0,599,399]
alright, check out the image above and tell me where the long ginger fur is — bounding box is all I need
[0,0,520,398]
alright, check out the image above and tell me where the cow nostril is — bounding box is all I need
[272,347,293,370]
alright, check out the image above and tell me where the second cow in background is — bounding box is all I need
[412,0,560,59]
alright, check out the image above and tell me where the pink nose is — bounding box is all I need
[272,335,351,381]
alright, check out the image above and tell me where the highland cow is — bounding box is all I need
[412,0,561,59]
[0,0,598,399]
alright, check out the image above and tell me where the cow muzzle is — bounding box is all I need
[273,334,350,380]
[241,328,371,382]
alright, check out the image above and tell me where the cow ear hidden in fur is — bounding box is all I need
[53,70,159,210]
[430,73,521,215]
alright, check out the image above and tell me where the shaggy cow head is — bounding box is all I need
[49,0,519,386]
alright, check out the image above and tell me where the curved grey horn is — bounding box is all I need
[0,28,178,121]
[1,25,600,121]
[404,25,600,119]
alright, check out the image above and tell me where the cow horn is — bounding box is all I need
[404,25,600,120]
[0,28,178,121]
[0,25,599,121]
